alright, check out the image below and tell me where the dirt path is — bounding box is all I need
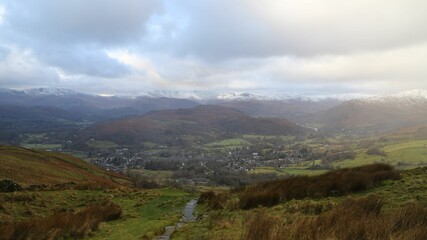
[154,199,198,240]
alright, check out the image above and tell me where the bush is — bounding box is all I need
[199,191,228,209]
[366,147,387,157]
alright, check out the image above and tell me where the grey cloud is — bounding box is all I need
[159,0,427,60]
[7,0,163,45]
[0,46,60,88]
[38,45,131,78]
[0,0,426,95]
[0,0,162,78]
[0,45,10,60]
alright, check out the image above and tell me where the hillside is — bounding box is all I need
[215,99,341,121]
[79,105,307,146]
[174,165,427,240]
[310,97,427,133]
[0,145,194,240]
[0,145,130,187]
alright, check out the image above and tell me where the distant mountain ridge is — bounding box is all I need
[79,105,307,146]
[3,87,427,136]
[0,88,200,121]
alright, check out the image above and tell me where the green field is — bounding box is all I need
[333,140,427,169]
[20,143,61,150]
[205,138,250,147]
[383,140,427,152]
[86,140,118,150]
[251,161,327,177]
[126,169,173,185]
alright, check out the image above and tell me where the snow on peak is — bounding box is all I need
[136,90,218,101]
[216,92,270,101]
[359,89,427,104]
[23,88,80,96]
[393,89,427,99]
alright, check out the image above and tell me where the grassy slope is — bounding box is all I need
[89,188,194,240]
[0,145,195,239]
[0,145,130,186]
[0,187,194,240]
[333,139,427,169]
[174,167,427,240]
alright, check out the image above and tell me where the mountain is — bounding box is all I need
[0,145,130,187]
[0,88,200,120]
[79,105,307,146]
[310,90,427,133]
[213,99,342,121]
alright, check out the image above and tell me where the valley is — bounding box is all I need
[1,88,427,239]
[2,2,427,239]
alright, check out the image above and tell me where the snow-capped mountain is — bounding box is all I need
[6,87,427,104]
[393,89,427,99]
[360,89,427,105]
[23,88,82,96]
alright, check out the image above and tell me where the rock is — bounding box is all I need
[0,179,23,192]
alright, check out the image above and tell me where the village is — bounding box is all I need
[90,141,312,186]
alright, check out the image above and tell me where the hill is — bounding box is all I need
[0,145,130,187]
[0,145,194,240]
[310,96,427,133]
[79,105,307,146]
[214,98,341,121]
[174,165,427,240]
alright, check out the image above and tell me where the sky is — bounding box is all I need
[0,0,426,96]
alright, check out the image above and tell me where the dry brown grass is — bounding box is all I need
[239,164,400,209]
[243,195,427,240]
[0,145,131,187]
[199,191,230,209]
[0,200,122,240]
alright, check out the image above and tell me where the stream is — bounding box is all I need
[154,199,198,240]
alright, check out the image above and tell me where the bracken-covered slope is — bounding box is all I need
[80,105,307,146]
[0,145,130,186]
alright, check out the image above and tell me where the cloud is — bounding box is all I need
[0,45,9,60]
[0,4,4,25]
[38,45,131,78]
[0,0,162,78]
[158,0,427,60]
[0,0,426,95]
[7,0,163,45]
[0,46,60,88]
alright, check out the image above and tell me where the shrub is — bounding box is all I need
[199,191,229,209]
[366,147,387,157]
[199,191,216,204]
